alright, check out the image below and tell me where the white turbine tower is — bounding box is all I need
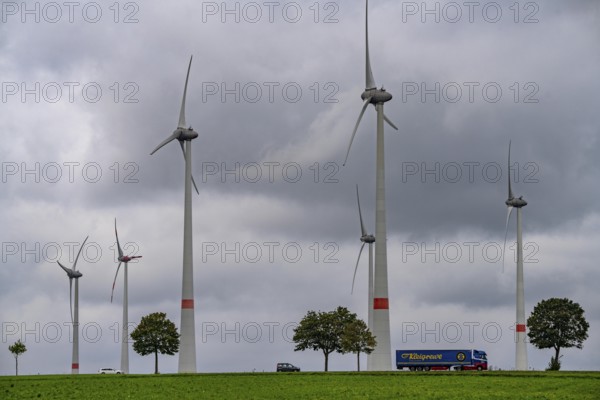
[351,185,375,370]
[57,236,88,374]
[150,55,200,373]
[503,141,528,371]
[343,0,398,370]
[111,219,142,374]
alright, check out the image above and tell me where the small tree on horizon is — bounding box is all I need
[527,298,589,371]
[340,319,376,371]
[8,340,27,376]
[292,310,338,372]
[293,306,358,371]
[130,312,180,374]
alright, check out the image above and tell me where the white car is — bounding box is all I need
[98,368,122,374]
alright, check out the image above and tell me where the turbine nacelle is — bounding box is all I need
[118,255,142,263]
[506,196,527,208]
[58,263,82,279]
[361,88,392,104]
[361,233,375,244]
[176,127,199,141]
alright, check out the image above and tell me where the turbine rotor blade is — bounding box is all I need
[57,261,70,275]
[351,242,367,294]
[502,206,514,273]
[365,0,376,90]
[508,140,514,199]
[114,218,123,258]
[383,113,398,131]
[73,236,89,272]
[178,55,193,129]
[111,262,122,303]
[179,141,200,195]
[343,97,372,166]
[191,174,199,196]
[150,132,178,155]
[356,185,367,237]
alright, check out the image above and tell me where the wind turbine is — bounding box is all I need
[351,185,375,370]
[342,0,397,371]
[57,236,88,375]
[111,218,142,374]
[503,140,528,371]
[150,55,199,373]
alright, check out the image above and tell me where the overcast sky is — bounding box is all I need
[1,0,599,375]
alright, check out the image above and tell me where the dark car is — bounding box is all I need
[276,363,300,372]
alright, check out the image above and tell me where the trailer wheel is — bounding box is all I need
[409,367,415,372]
[424,366,430,372]
[416,366,423,371]
[477,366,483,371]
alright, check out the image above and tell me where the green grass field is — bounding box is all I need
[1,371,598,399]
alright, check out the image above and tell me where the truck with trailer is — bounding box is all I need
[396,349,488,371]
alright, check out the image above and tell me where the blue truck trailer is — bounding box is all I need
[396,349,488,371]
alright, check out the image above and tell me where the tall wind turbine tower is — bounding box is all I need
[57,236,88,374]
[111,219,142,374]
[503,141,528,371]
[151,55,200,373]
[351,185,375,370]
[343,0,398,370]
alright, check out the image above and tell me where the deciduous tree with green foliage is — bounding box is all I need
[527,298,589,371]
[130,312,180,374]
[8,340,27,376]
[293,306,361,371]
[340,319,376,371]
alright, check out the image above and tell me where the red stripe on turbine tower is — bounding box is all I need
[516,324,526,332]
[182,299,194,309]
[72,363,79,369]
[373,298,389,310]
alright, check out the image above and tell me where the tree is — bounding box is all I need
[292,306,358,371]
[130,312,180,374]
[8,340,27,376]
[527,298,589,371]
[340,319,376,371]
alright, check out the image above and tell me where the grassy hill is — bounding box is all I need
[1,371,599,399]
